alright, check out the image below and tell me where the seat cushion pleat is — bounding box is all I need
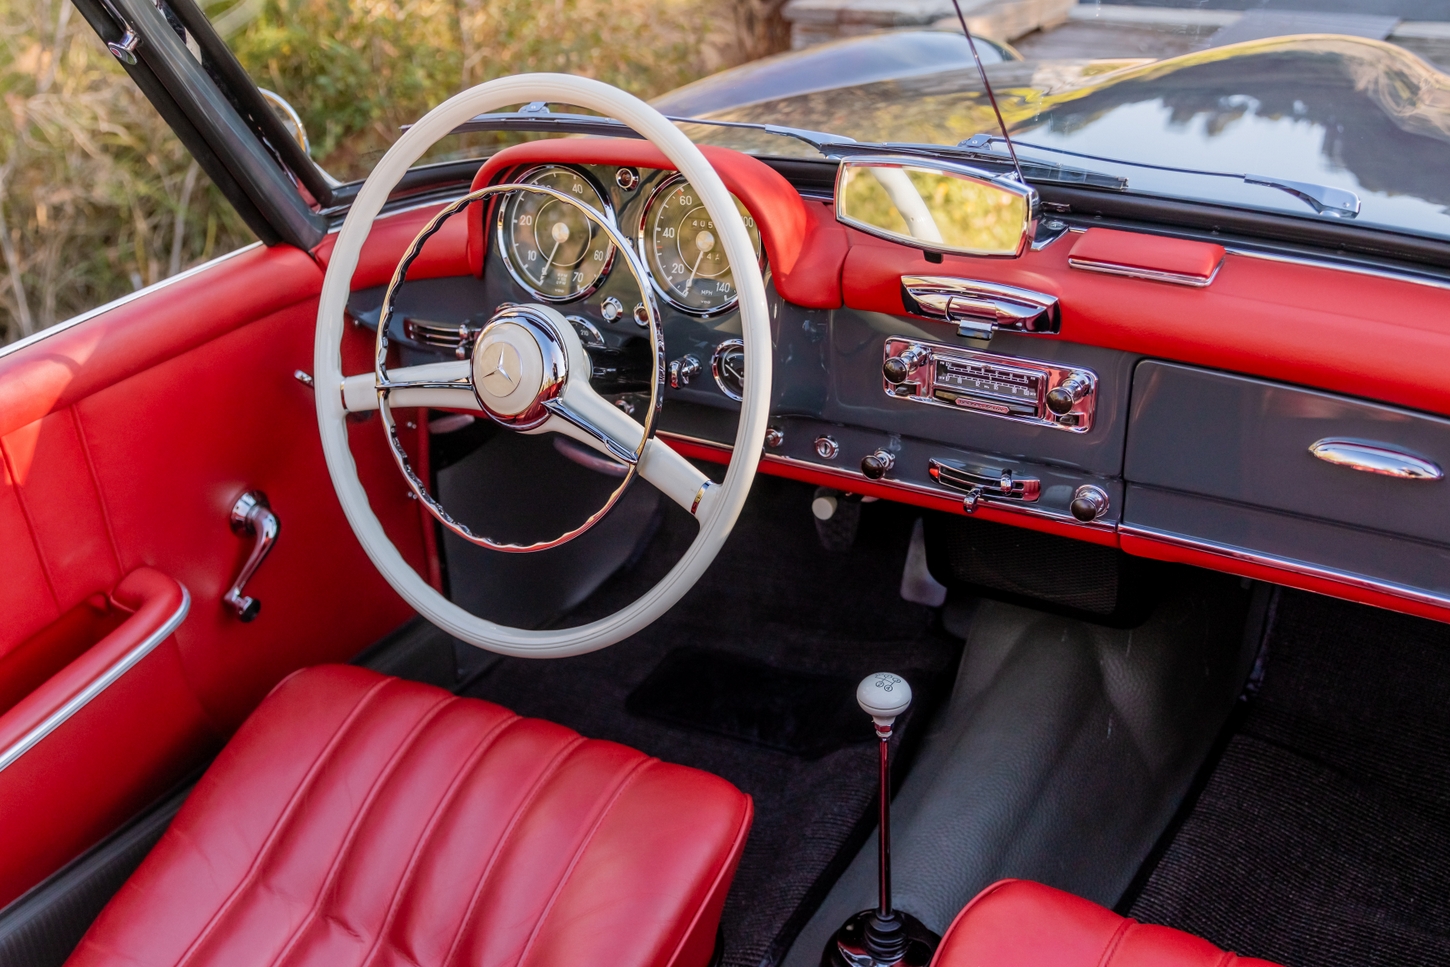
[518,760,753,967]
[448,740,652,967]
[268,698,517,967]
[178,677,453,967]
[378,717,587,967]
[64,666,754,967]
[66,667,395,967]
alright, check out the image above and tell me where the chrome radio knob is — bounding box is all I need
[861,449,895,480]
[1070,484,1110,522]
[882,345,930,384]
[1046,372,1093,415]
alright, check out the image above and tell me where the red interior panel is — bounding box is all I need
[1066,227,1225,283]
[0,236,430,902]
[466,138,846,309]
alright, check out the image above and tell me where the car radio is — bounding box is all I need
[881,337,1097,432]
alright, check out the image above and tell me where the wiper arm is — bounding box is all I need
[975,135,1362,219]
[444,109,859,155]
[442,110,1120,189]
[1243,175,1361,218]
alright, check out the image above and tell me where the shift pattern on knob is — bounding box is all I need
[858,672,912,728]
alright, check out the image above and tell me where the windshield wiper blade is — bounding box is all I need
[976,135,1361,219]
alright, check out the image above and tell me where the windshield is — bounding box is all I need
[665,34,1450,243]
[213,0,1450,243]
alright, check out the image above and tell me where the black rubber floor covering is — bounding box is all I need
[460,476,962,967]
[1129,589,1450,967]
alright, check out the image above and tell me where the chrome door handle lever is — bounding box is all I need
[224,491,279,622]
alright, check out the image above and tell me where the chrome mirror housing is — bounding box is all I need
[835,157,1037,259]
[259,88,341,188]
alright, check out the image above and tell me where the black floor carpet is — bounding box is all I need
[459,476,963,967]
[1129,589,1450,967]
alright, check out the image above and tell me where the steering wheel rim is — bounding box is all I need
[314,73,772,658]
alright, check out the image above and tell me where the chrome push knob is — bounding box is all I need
[1046,371,1092,415]
[1070,484,1110,522]
[861,449,895,480]
[882,345,930,384]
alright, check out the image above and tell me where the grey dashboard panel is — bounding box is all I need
[1123,486,1450,605]
[1126,360,1450,546]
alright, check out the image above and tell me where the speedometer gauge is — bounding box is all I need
[498,165,614,302]
[641,176,763,315]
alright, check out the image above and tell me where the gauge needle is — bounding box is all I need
[684,229,714,294]
[546,220,570,266]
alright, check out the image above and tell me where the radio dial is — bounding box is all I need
[882,345,930,384]
[1046,372,1093,415]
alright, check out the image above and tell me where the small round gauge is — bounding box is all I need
[641,176,763,315]
[498,165,614,302]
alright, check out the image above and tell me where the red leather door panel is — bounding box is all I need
[0,239,426,906]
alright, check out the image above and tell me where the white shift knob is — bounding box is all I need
[857,672,912,728]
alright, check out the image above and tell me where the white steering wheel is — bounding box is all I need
[314,74,771,657]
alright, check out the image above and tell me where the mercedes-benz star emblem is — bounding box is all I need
[479,341,521,398]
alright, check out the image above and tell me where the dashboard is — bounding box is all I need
[346,137,1450,628]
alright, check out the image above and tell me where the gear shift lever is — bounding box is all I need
[822,674,939,967]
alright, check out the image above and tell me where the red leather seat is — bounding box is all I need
[65,665,753,967]
[933,880,1282,967]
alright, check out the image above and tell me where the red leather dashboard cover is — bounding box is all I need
[67,665,753,967]
[1067,227,1225,284]
[934,880,1281,967]
[466,138,847,309]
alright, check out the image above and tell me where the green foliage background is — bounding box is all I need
[0,0,754,345]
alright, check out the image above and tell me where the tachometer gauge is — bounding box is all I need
[498,165,614,302]
[641,175,763,315]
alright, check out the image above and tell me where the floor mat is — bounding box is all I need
[627,647,919,758]
[1128,589,1450,967]
[459,475,963,967]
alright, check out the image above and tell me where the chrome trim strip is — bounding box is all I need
[0,586,191,776]
[658,430,1117,533]
[1067,255,1221,287]
[1225,246,1450,291]
[1119,524,1450,611]
[1309,439,1443,480]
[0,246,262,361]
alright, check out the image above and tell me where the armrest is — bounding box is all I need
[0,567,190,774]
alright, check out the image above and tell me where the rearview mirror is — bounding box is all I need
[835,158,1036,258]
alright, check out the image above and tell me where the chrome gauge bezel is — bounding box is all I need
[496,164,617,303]
[637,173,764,317]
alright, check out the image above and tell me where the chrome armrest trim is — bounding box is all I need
[0,586,191,776]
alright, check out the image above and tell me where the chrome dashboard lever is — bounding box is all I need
[224,491,279,623]
[901,276,1059,339]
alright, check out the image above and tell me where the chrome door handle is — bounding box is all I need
[1308,439,1443,480]
[224,491,279,622]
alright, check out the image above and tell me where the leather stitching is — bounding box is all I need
[70,406,123,577]
[0,429,60,608]
[1095,917,1136,967]
[512,755,654,967]
[266,689,458,967]
[173,674,394,967]
[439,733,589,967]
[356,710,523,967]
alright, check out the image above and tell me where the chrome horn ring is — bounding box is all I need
[374,181,664,553]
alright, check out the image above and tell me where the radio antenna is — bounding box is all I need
[949,0,1026,185]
